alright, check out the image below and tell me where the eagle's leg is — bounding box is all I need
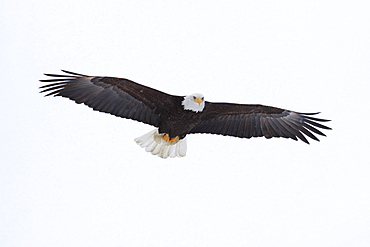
[162,134,179,143]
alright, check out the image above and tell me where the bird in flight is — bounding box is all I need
[40,70,331,158]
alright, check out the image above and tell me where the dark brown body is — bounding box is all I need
[158,96,203,139]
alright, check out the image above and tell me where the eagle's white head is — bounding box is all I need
[182,93,205,113]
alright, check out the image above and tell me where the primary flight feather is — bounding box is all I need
[40,70,331,158]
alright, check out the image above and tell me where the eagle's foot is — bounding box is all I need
[162,134,179,143]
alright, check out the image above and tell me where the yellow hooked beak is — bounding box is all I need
[194,97,203,105]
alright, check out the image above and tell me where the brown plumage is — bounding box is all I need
[40,70,331,158]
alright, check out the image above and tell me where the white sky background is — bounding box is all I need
[1,0,370,246]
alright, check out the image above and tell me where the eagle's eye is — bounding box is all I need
[193,96,196,100]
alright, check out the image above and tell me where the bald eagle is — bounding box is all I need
[40,70,331,158]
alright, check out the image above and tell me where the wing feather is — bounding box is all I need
[276,118,299,141]
[302,123,325,136]
[236,116,247,137]
[227,116,239,137]
[304,119,331,130]
[40,70,178,126]
[253,114,263,137]
[191,102,331,144]
[280,117,309,143]
[243,115,252,138]
[274,118,297,140]
[266,117,284,137]
[261,117,272,138]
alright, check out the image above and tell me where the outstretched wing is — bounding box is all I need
[40,70,178,127]
[191,102,331,144]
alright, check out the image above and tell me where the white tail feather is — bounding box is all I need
[134,129,187,158]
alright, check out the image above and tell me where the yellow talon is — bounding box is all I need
[162,134,179,143]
